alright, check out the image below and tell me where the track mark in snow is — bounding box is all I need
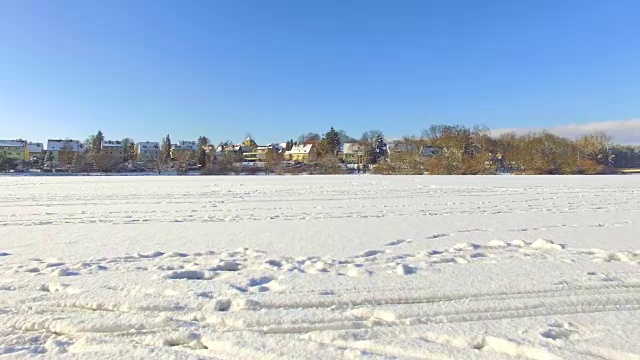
[540,321,578,342]
[384,239,411,247]
[358,250,386,258]
[396,264,417,275]
[428,233,450,239]
[419,332,562,360]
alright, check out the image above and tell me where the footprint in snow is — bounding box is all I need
[358,250,386,258]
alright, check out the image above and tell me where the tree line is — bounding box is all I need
[3,125,639,174]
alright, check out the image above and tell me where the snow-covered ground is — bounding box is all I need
[1,175,639,359]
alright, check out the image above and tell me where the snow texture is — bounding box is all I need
[1,175,640,359]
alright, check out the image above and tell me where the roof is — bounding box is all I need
[285,144,315,154]
[171,141,198,150]
[28,143,43,152]
[0,140,26,148]
[47,139,84,151]
[138,142,160,150]
[257,143,284,151]
[102,140,124,149]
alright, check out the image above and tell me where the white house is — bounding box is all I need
[135,141,160,162]
[46,139,86,162]
[170,141,198,160]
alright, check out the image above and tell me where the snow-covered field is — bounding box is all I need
[1,175,640,359]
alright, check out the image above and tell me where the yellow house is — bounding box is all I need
[285,144,317,163]
[256,144,284,161]
[241,137,258,150]
[0,140,29,161]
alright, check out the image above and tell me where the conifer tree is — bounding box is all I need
[324,127,341,155]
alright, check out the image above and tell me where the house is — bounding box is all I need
[28,142,44,160]
[340,143,365,164]
[285,144,317,163]
[46,139,86,162]
[101,140,124,162]
[241,137,258,149]
[216,145,252,162]
[256,143,285,162]
[135,141,160,162]
[170,141,198,160]
[0,140,29,161]
[242,152,259,163]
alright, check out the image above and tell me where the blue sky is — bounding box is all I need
[1,0,639,145]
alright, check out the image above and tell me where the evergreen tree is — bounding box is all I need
[197,136,210,167]
[373,133,387,163]
[92,131,104,153]
[324,127,341,155]
[122,138,136,162]
[45,151,54,164]
[163,134,172,161]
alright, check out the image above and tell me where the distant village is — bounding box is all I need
[1,125,639,175]
[0,128,394,174]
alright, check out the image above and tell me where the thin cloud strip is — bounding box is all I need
[492,119,640,145]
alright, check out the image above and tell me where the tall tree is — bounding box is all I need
[338,130,357,144]
[91,131,104,153]
[122,138,136,162]
[286,140,294,151]
[324,127,341,155]
[71,153,85,172]
[197,136,210,168]
[298,132,321,144]
[197,136,210,148]
[45,151,54,164]
[58,141,75,169]
[372,133,387,163]
[162,134,172,162]
[361,130,384,143]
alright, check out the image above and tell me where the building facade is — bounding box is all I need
[285,144,317,163]
[101,141,124,162]
[135,142,160,162]
[171,141,198,160]
[28,143,44,160]
[46,140,85,162]
[0,140,29,160]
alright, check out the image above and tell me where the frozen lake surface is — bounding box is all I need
[1,175,639,359]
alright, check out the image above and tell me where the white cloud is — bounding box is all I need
[492,119,640,144]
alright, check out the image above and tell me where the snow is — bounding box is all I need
[285,144,314,154]
[46,140,85,152]
[1,175,640,359]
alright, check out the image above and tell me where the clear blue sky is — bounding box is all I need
[1,0,639,145]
